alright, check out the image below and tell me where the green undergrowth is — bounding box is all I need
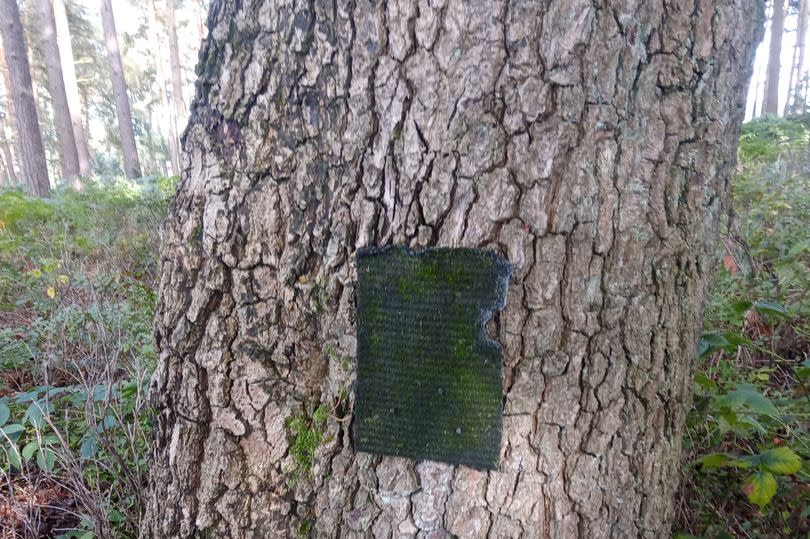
[674,116,810,539]
[0,178,174,538]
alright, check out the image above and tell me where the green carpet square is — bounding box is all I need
[354,246,511,470]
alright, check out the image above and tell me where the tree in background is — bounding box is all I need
[37,0,81,185]
[0,0,50,197]
[0,112,17,184]
[786,0,808,115]
[166,0,186,155]
[0,51,19,185]
[763,0,787,115]
[142,0,763,537]
[99,0,140,179]
[53,0,91,176]
[147,0,180,176]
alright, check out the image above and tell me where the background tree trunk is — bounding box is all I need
[0,129,17,184]
[99,0,141,179]
[38,0,81,186]
[0,45,20,175]
[763,0,786,115]
[148,0,180,176]
[0,53,19,185]
[0,0,50,197]
[52,0,92,176]
[144,1,763,538]
[166,0,186,119]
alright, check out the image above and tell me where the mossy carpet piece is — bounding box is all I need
[354,246,512,470]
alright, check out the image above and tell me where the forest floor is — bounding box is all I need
[0,117,808,538]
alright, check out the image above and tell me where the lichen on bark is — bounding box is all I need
[143,0,764,537]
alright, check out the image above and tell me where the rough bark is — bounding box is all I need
[166,0,187,131]
[53,0,92,176]
[0,0,50,198]
[144,1,764,538]
[99,0,141,179]
[38,0,81,185]
[763,0,786,115]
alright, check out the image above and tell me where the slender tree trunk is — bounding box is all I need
[0,0,50,198]
[38,0,81,186]
[148,0,180,176]
[0,130,17,184]
[763,0,786,115]
[166,0,186,174]
[0,46,21,182]
[796,0,810,113]
[786,0,808,114]
[195,0,206,43]
[0,54,19,184]
[143,1,763,538]
[0,150,6,185]
[166,0,187,119]
[53,0,91,176]
[99,0,141,179]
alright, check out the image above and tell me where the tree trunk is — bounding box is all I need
[0,130,17,184]
[148,0,181,176]
[38,0,81,186]
[0,0,50,198]
[99,0,141,179]
[166,0,187,129]
[143,1,764,538]
[763,0,786,115]
[0,54,19,185]
[786,0,808,114]
[52,0,92,176]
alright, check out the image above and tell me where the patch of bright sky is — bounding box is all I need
[746,4,806,119]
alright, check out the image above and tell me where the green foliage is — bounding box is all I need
[678,116,810,538]
[737,115,810,163]
[0,181,171,538]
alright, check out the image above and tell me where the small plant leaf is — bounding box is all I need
[36,447,55,472]
[0,403,8,427]
[80,436,98,459]
[21,440,38,462]
[694,372,717,391]
[742,470,777,508]
[24,402,44,427]
[759,447,802,475]
[753,300,789,317]
[697,452,749,469]
[714,384,779,417]
[698,331,728,359]
[6,444,21,469]
[0,423,25,437]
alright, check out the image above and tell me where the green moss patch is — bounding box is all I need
[354,246,511,470]
[286,404,329,481]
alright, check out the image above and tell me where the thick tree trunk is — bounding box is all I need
[38,0,81,186]
[166,0,187,130]
[0,0,50,198]
[52,0,92,176]
[99,0,141,179]
[144,1,763,538]
[763,0,786,115]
